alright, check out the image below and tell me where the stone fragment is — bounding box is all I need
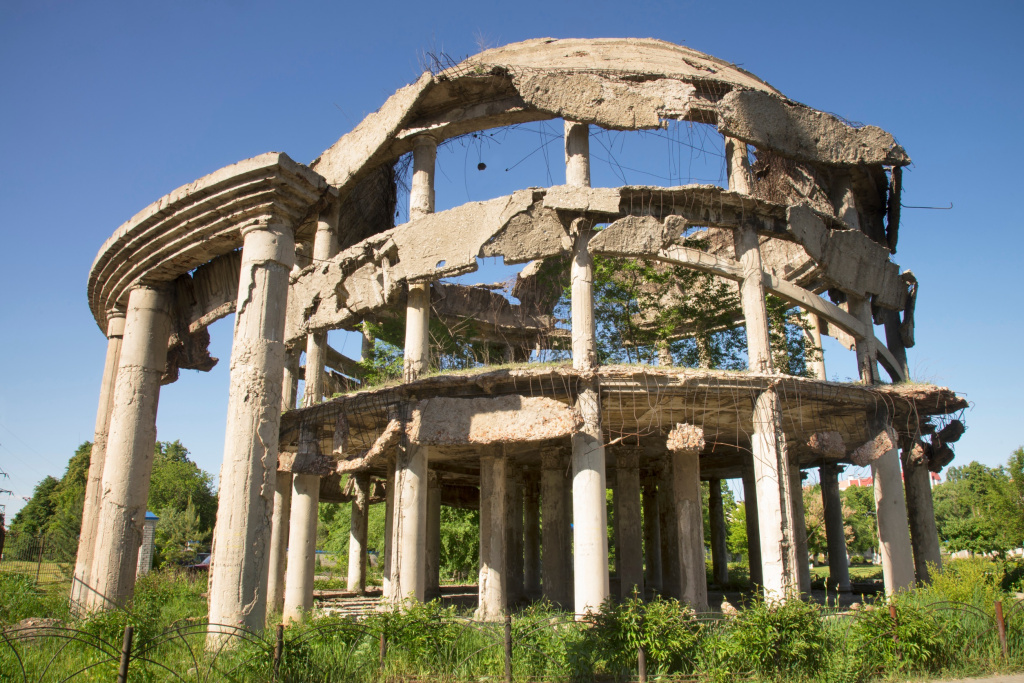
[807,431,845,459]
[666,423,705,453]
[849,426,898,467]
[408,395,580,445]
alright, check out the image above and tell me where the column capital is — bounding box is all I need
[540,446,564,470]
[240,221,296,269]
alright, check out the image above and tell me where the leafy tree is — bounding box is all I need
[933,459,1020,556]
[154,497,209,566]
[438,506,479,581]
[727,500,749,557]
[8,476,59,536]
[840,484,879,555]
[148,441,218,532]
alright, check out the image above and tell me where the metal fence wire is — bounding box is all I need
[2,598,1022,682]
[0,528,77,587]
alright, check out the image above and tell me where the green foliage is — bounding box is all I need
[699,597,832,681]
[0,574,71,624]
[149,440,218,531]
[840,484,879,554]
[154,496,210,566]
[933,453,1024,556]
[845,599,948,680]
[439,506,479,581]
[593,593,701,677]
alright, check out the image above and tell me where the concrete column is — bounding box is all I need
[282,351,299,411]
[382,458,395,601]
[347,472,369,593]
[873,445,915,594]
[478,456,492,608]
[541,448,570,607]
[267,470,293,614]
[302,207,339,407]
[72,310,125,608]
[86,285,173,612]
[207,222,295,633]
[478,451,507,620]
[805,312,827,381]
[524,472,541,598]
[658,459,680,600]
[566,120,609,616]
[883,309,911,381]
[708,479,729,587]
[789,464,811,594]
[903,452,941,583]
[404,283,430,382]
[507,469,525,603]
[425,472,441,601]
[741,467,763,588]
[391,442,428,604]
[283,473,319,623]
[819,464,851,593]
[728,137,799,601]
[850,295,881,384]
[642,476,662,596]
[361,319,375,361]
[616,449,644,600]
[410,135,437,221]
[611,476,620,578]
[669,447,707,609]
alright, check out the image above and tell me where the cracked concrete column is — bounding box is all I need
[86,285,172,612]
[207,221,295,634]
[849,295,881,384]
[642,476,662,596]
[347,472,370,594]
[741,467,763,588]
[425,472,441,601]
[302,205,339,407]
[903,450,941,584]
[507,468,525,604]
[402,134,436,383]
[267,470,293,615]
[616,449,644,600]
[669,445,707,610]
[390,438,428,604]
[729,137,798,601]
[283,473,319,623]
[72,309,125,609]
[872,429,915,594]
[541,447,570,607]
[282,351,299,412]
[709,478,729,587]
[819,464,851,593]
[658,459,680,600]
[884,309,911,381]
[804,312,827,381]
[789,464,811,595]
[524,472,541,598]
[566,120,609,616]
[478,450,507,620]
[382,456,395,601]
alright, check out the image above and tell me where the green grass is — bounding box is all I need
[811,563,884,582]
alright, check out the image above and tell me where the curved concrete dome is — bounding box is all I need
[87,152,331,332]
[455,37,781,94]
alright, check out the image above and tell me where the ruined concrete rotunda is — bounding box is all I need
[73,38,966,634]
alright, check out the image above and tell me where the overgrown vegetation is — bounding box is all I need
[3,562,1023,682]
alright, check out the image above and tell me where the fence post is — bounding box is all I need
[889,603,900,661]
[637,645,647,683]
[995,600,1008,660]
[273,623,284,677]
[504,612,513,683]
[117,625,134,683]
[379,632,387,670]
[34,535,45,585]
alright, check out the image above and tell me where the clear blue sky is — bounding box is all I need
[1,0,1021,518]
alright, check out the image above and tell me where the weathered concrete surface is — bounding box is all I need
[283,473,320,622]
[850,426,899,467]
[820,464,851,593]
[523,473,541,597]
[407,395,580,445]
[642,477,662,594]
[718,89,910,167]
[789,464,811,595]
[86,286,172,612]
[808,431,846,459]
[477,453,507,621]
[616,449,644,600]
[873,446,916,595]
[267,471,293,614]
[425,474,442,601]
[903,453,942,583]
[347,473,370,593]
[741,467,763,588]
[669,442,707,610]
[708,478,729,587]
[390,440,428,604]
[541,448,571,607]
[72,312,125,608]
[208,223,295,634]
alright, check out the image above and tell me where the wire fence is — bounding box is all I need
[0,528,77,587]
[2,597,1022,682]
